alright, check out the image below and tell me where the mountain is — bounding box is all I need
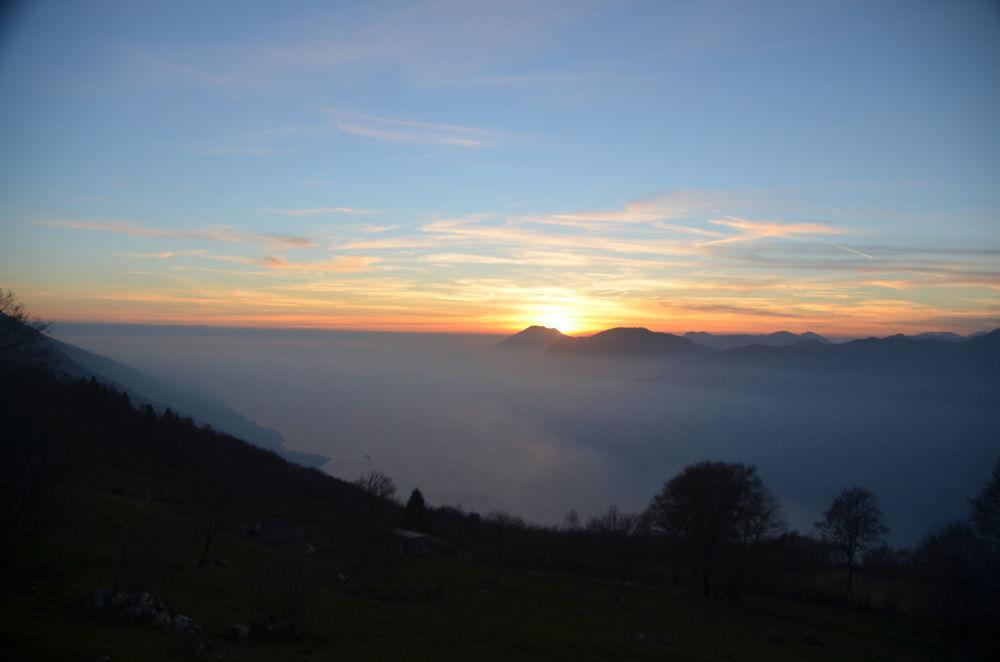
[548,327,714,359]
[497,325,568,349]
[48,336,328,468]
[683,330,832,351]
[659,329,1000,402]
[966,328,1000,347]
[909,331,966,343]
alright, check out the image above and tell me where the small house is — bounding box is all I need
[385,528,430,557]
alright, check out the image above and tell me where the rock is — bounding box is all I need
[90,586,113,611]
[227,623,250,640]
[801,634,823,647]
[634,632,672,647]
[263,619,301,640]
[152,608,172,628]
[173,614,195,632]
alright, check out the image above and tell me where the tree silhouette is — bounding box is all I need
[0,289,53,375]
[402,488,430,533]
[0,422,51,570]
[647,460,783,595]
[970,459,1000,550]
[356,470,396,567]
[815,486,888,591]
[587,505,644,602]
[190,467,230,567]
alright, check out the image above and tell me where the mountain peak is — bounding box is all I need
[498,325,568,349]
[549,326,712,358]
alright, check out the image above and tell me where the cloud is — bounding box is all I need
[135,250,380,274]
[325,108,495,147]
[36,219,315,250]
[421,253,521,265]
[261,207,379,217]
[698,216,844,246]
[258,255,379,273]
[357,224,398,233]
[512,191,741,229]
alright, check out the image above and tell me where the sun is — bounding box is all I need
[536,308,579,334]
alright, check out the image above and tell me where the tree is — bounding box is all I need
[646,461,784,595]
[563,509,580,532]
[356,471,396,567]
[402,488,430,534]
[190,470,229,567]
[731,479,785,596]
[0,292,55,572]
[0,289,53,375]
[970,459,1000,550]
[815,486,888,591]
[0,423,51,571]
[915,522,995,657]
[587,505,644,602]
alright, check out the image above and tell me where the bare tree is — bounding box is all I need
[915,522,994,658]
[588,505,644,602]
[355,470,396,567]
[0,289,53,374]
[731,482,785,596]
[815,486,889,591]
[191,476,229,567]
[563,509,580,532]
[970,459,1000,550]
[0,292,55,572]
[646,460,783,595]
[0,423,51,571]
[483,510,524,585]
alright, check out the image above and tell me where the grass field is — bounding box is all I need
[1,468,938,661]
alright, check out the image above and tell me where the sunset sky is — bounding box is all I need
[1,0,998,335]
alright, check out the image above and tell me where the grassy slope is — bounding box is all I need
[1,466,936,662]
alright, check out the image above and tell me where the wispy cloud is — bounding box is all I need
[258,255,379,273]
[325,108,496,147]
[36,219,315,250]
[698,216,844,246]
[123,249,380,275]
[261,207,379,217]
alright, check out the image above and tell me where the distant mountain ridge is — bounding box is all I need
[500,324,998,356]
[547,327,713,359]
[48,336,328,467]
[657,327,1000,402]
[683,330,832,351]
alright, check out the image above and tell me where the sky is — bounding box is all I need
[1,0,998,335]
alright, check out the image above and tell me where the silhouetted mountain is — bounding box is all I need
[659,329,1000,403]
[497,325,568,349]
[549,327,714,359]
[910,331,965,343]
[683,330,832,351]
[966,328,1000,347]
[48,336,328,467]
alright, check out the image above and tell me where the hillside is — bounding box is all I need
[0,369,942,660]
[51,336,327,467]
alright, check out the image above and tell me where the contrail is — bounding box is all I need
[831,243,874,260]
